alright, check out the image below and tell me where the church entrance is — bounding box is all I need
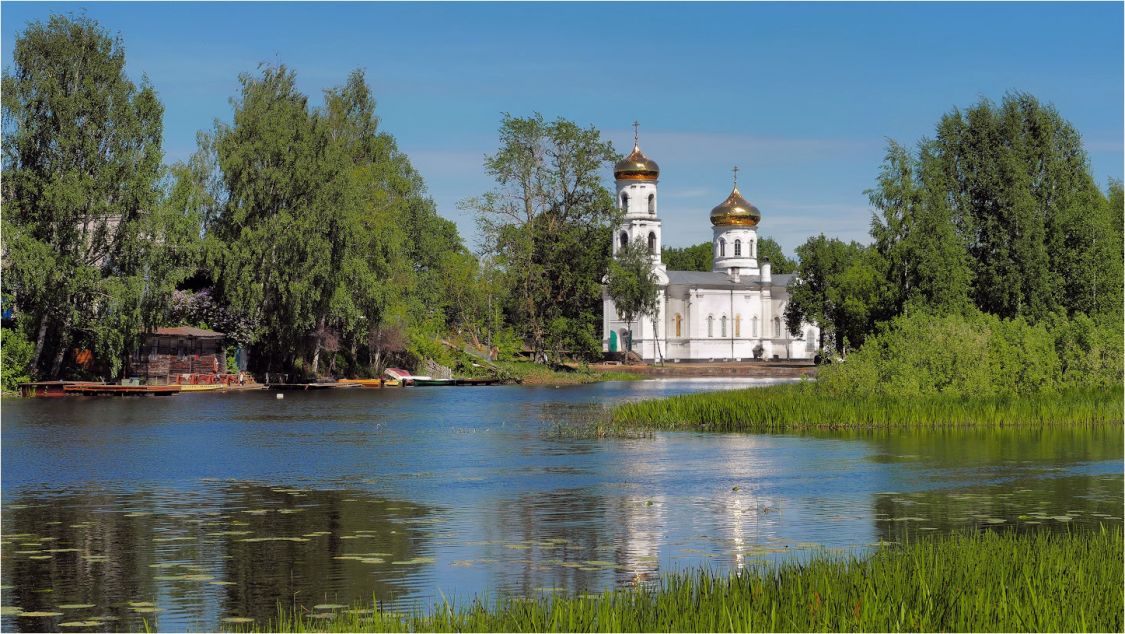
[608,330,618,353]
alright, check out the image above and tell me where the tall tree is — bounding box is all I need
[2,14,181,379]
[662,242,713,272]
[784,235,889,355]
[868,140,972,315]
[205,66,434,377]
[605,239,660,354]
[462,113,618,360]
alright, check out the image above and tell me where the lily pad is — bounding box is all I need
[59,621,102,627]
[0,606,24,616]
[20,611,64,617]
[312,604,346,610]
[222,617,255,624]
[58,604,96,609]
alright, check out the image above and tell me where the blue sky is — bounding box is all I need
[4,2,1122,254]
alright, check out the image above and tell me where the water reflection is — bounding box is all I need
[2,380,1121,632]
[1,483,436,631]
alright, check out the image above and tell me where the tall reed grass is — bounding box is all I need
[244,527,1123,633]
[608,383,1123,432]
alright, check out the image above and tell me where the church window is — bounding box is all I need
[674,313,682,338]
[773,317,782,338]
[707,315,714,338]
[752,315,759,337]
[735,314,741,338]
[718,239,726,257]
[648,193,655,214]
[619,231,628,250]
[648,232,656,254]
[621,193,629,210]
[721,315,727,338]
[734,239,742,256]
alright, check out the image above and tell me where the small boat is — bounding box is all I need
[337,378,400,388]
[179,384,224,392]
[411,377,457,386]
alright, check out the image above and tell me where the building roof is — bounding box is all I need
[665,270,795,290]
[152,326,225,338]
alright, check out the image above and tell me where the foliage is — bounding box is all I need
[253,528,1122,633]
[817,310,1122,398]
[783,236,892,354]
[755,236,796,274]
[869,94,1122,324]
[1,328,35,392]
[661,237,794,274]
[1,14,194,379]
[201,65,457,378]
[605,238,660,351]
[610,382,1120,432]
[661,242,713,272]
[462,113,619,361]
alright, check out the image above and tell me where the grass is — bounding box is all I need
[493,361,642,386]
[608,383,1123,432]
[238,527,1123,632]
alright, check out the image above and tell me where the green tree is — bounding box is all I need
[204,66,435,377]
[662,242,713,271]
[868,140,972,315]
[2,14,184,379]
[462,113,618,361]
[784,236,889,355]
[756,236,797,274]
[931,94,1119,320]
[606,239,660,354]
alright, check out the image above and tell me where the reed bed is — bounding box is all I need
[244,527,1123,633]
[608,384,1123,432]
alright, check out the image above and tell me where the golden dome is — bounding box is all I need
[614,143,660,181]
[710,185,761,227]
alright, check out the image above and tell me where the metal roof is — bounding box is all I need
[665,270,794,289]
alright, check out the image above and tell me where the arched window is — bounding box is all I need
[735,314,741,338]
[648,232,656,254]
[721,315,727,338]
[674,313,682,338]
[707,315,714,338]
[621,193,629,211]
[773,317,782,338]
[806,329,816,352]
[718,238,726,257]
[648,193,655,214]
[752,315,759,337]
[619,231,628,250]
[734,239,742,256]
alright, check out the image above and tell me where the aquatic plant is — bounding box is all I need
[609,383,1123,432]
[240,527,1123,632]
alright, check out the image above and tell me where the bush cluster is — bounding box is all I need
[817,310,1122,397]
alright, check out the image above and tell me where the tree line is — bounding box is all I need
[784,93,1123,358]
[0,15,626,385]
[2,15,1120,389]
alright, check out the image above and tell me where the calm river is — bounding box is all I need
[2,378,1121,631]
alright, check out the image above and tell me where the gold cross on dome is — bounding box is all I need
[732,165,739,187]
[633,121,639,144]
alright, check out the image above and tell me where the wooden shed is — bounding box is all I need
[131,326,227,385]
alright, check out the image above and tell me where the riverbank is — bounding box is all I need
[492,361,642,385]
[607,383,1123,432]
[589,360,816,380]
[240,528,1122,633]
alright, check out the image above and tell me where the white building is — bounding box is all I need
[602,136,819,361]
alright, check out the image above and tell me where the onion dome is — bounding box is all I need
[710,185,761,227]
[614,143,660,181]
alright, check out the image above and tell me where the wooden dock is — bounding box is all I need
[63,384,181,397]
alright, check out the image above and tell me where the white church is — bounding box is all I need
[602,133,820,362]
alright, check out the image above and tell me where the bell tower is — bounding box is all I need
[710,166,761,279]
[613,122,664,273]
